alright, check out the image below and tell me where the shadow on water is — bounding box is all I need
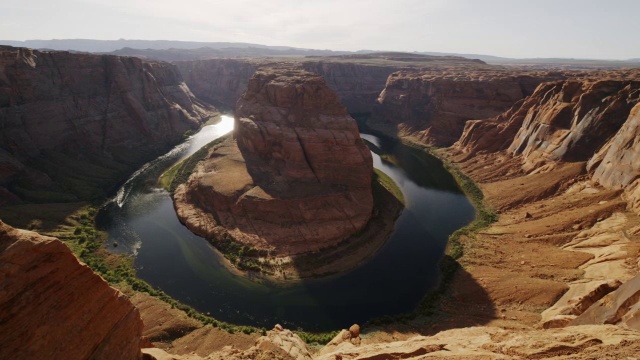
[98,115,485,331]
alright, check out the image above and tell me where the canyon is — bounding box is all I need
[2,44,640,359]
[171,67,380,279]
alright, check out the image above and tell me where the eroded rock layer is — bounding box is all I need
[0,221,143,360]
[0,46,216,203]
[175,68,373,256]
[369,70,566,146]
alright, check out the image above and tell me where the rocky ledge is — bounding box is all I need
[172,67,378,277]
[0,221,144,360]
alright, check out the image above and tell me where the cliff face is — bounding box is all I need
[175,59,257,110]
[174,67,373,257]
[0,221,143,359]
[300,61,400,113]
[454,73,640,175]
[370,70,566,146]
[177,59,401,114]
[506,80,640,171]
[0,46,216,203]
[588,103,640,213]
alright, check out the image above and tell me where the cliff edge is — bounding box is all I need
[0,221,144,359]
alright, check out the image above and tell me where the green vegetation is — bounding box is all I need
[49,205,263,336]
[358,128,497,327]
[373,168,404,204]
[399,140,497,260]
[296,330,340,345]
[160,133,231,193]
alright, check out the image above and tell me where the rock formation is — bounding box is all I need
[589,102,640,213]
[0,46,216,203]
[444,69,640,337]
[174,67,373,257]
[176,54,492,115]
[370,70,567,146]
[0,221,143,359]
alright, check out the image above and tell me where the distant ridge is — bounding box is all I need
[1,39,639,69]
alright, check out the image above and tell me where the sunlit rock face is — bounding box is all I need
[0,221,144,360]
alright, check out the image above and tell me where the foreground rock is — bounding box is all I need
[143,325,312,360]
[315,325,640,359]
[0,221,143,359]
[174,67,375,273]
[0,46,216,204]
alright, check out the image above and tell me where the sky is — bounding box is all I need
[1,0,639,59]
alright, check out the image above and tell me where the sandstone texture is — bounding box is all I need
[174,68,373,257]
[508,80,640,172]
[439,69,640,336]
[0,221,143,359]
[370,70,566,146]
[314,325,640,360]
[0,46,216,203]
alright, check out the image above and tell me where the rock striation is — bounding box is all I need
[507,80,640,172]
[174,67,373,257]
[0,46,216,203]
[589,102,640,213]
[370,70,566,146]
[0,221,143,359]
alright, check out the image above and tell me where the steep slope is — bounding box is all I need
[442,70,640,333]
[175,59,257,110]
[0,46,216,203]
[0,221,143,359]
[369,70,566,146]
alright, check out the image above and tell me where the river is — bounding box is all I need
[97,115,475,331]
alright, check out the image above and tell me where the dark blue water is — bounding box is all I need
[98,117,475,331]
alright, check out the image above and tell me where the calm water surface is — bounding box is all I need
[98,115,475,331]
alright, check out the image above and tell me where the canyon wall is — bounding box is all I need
[176,58,401,114]
[0,221,143,359]
[454,71,640,176]
[175,59,257,110]
[0,46,216,203]
[300,61,400,113]
[370,70,567,146]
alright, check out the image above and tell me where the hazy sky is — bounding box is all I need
[1,0,639,59]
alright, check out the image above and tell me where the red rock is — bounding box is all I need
[370,70,566,146]
[0,221,143,359]
[174,68,374,256]
[0,46,216,202]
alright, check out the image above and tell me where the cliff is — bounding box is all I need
[173,67,373,262]
[0,46,216,203]
[176,56,492,116]
[300,61,400,113]
[442,69,640,337]
[369,70,567,146]
[176,59,399,114]
[0,221,143,359]
[175,59,257,110]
